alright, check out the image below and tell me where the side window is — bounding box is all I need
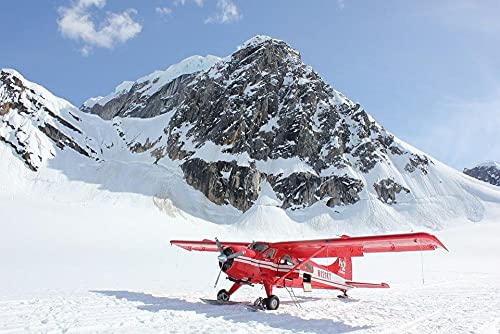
[305,262,313,272]
[263,248,276,259]
[279,255,295,266]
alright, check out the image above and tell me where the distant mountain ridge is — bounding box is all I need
[81,55,221,119]
[1,35,500,231]
[464,161,500,186]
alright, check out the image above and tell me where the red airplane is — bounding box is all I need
[171,232,447,310]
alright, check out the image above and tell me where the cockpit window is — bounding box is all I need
[248,242,269,253]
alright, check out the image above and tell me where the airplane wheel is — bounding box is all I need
[217,289,230,302]
[265,295,280,310]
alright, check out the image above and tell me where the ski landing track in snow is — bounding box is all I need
[1,272,498,334]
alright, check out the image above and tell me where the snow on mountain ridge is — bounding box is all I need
[1,68,75,113]
[474,161,500,169]
[82,55,221,110]
[238,34,284,49]
[0,69,101,171]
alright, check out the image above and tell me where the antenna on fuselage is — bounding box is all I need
[419,238,425,285]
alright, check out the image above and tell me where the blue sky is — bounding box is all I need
[1,0,499,169]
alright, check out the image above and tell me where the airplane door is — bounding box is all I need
[260,248,277,276]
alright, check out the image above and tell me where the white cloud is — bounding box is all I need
[336,0,345,9]
[155,6,173,16]
[57,0,142,56]
[174,0,204,7]
[205,0,241,24]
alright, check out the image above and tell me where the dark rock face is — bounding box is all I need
[38,123,91,157]
[269,173,363,209]
[373,179,410,204]
[79,36,433,211]
[405,154,433,175]
[81,74,195,120]
[181,159,261,211]
[464,163,500,186]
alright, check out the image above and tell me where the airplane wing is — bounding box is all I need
[170,239,249,252]
[269,232,448,259]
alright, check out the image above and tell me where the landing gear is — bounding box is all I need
[218,281,280,310]
[253,282,280,310]
[265,295,280,310]
[217,289,230,302]
[217,282,241,302]
[253,295,280,310]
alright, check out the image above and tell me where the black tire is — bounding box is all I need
[265,295,280,310]
[217,289,230,302]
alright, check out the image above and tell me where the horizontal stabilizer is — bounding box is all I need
[346,281,390,289]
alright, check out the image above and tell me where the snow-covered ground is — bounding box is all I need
[1,144,499,334]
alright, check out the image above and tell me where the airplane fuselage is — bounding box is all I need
[222,243,352,292]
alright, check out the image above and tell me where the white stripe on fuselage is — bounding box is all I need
[232,256,351,289]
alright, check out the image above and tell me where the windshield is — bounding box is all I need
[248,242,269,253]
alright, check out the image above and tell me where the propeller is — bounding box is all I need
[213,237,245,288]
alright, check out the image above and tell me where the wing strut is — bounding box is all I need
[275,246,326,285]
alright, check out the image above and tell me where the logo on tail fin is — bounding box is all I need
[338,258,346,274]
[328,256,352,280]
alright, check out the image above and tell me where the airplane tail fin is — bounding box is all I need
[327,255,352,280]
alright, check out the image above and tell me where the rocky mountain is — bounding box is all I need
[82,36,433,212]
[2,35,499,231]
[0,69,99,171]
[464,161,500,186]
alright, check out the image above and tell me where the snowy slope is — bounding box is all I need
[1,142,499,333]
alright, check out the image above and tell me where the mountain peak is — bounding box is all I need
[239,35,284,49]
[78,34,437,212]
[1,68,24,80]
[235,35,301,62]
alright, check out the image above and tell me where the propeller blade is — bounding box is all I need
[215,237,224,254]
[227,251,245,260]
[214,267,223,288]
